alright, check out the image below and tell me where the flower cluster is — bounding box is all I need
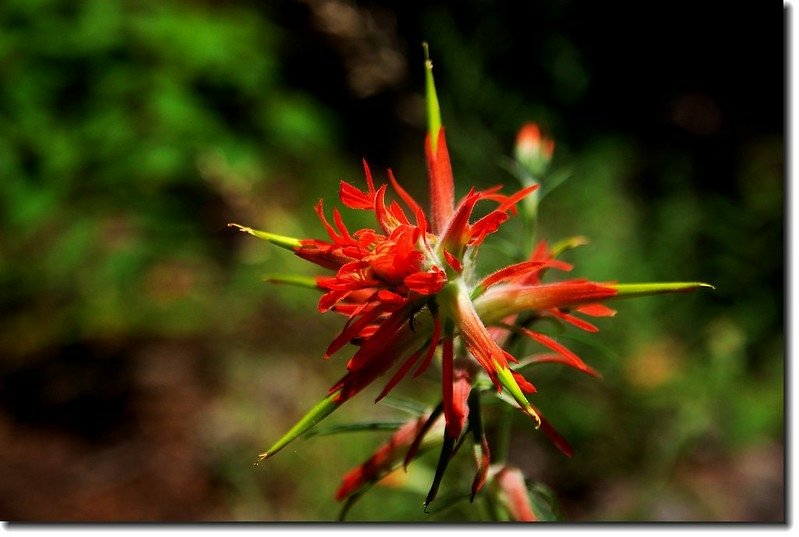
[231,51,710,519]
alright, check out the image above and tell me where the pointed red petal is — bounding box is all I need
[457,299,507,390]
[335,413,431,501]
[324,304,383,358]
[387,168,425,221]
[512,371,537,393]
[520,328,600,377]
[377,289,405,305]
[576,303,617,317]
[468,210,509,246]
[478,260,549,291]
[332,208,353,242]
[318,289,352,313]
[439,190,480,256]
[374,184,396,234]
[425,128,455,234]
[374,348,423,402]
[404,404,444,469]
[441,338,471,439]
[549,308,600,333]
[339,180,374,210]
[314,199,342,243]
[524,353,602,378]
[495,184,539,212]
[362,159,376,195]
[534,406,574,457]
[389,200,410,225]
[404,267,447,295]
[451,286,506,386]
[331,306,424,401]
[296,240,354,271]
[442,250,463,273]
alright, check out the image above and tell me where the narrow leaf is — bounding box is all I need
[304,421,406,438]
[256,392,340,462]
[228,223,301,250]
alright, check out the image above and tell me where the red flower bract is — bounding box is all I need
[230,55,711,514]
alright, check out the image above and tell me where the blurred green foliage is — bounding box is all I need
[0,0,782,523]
[0,0,341,349]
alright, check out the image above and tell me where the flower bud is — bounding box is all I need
[514,122,555,177]
[490,465,537,521]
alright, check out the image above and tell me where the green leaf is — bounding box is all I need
[538,166,574,200]
[379,395,433,416]
[256,392,340,462]
[304,421,406,438]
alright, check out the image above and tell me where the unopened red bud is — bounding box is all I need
[514,122,555,177]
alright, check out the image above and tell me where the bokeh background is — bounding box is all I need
[0,0,783,522]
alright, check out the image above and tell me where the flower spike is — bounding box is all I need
[235,50,713,514]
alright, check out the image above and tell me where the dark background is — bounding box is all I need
[0,0,784,521]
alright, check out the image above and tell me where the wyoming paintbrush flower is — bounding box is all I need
[230,50,711,514]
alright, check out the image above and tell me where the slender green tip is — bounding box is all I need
[612,281,715,297]
[263,274,319,289]
[495,363,541,429]
[256,392,341,462]
[228,223,301,251]
[423,42,442,152]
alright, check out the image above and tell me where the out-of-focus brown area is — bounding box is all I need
[0,0,783,522]
[0,340,221,520]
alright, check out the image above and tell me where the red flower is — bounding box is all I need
[230,51,711,513]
